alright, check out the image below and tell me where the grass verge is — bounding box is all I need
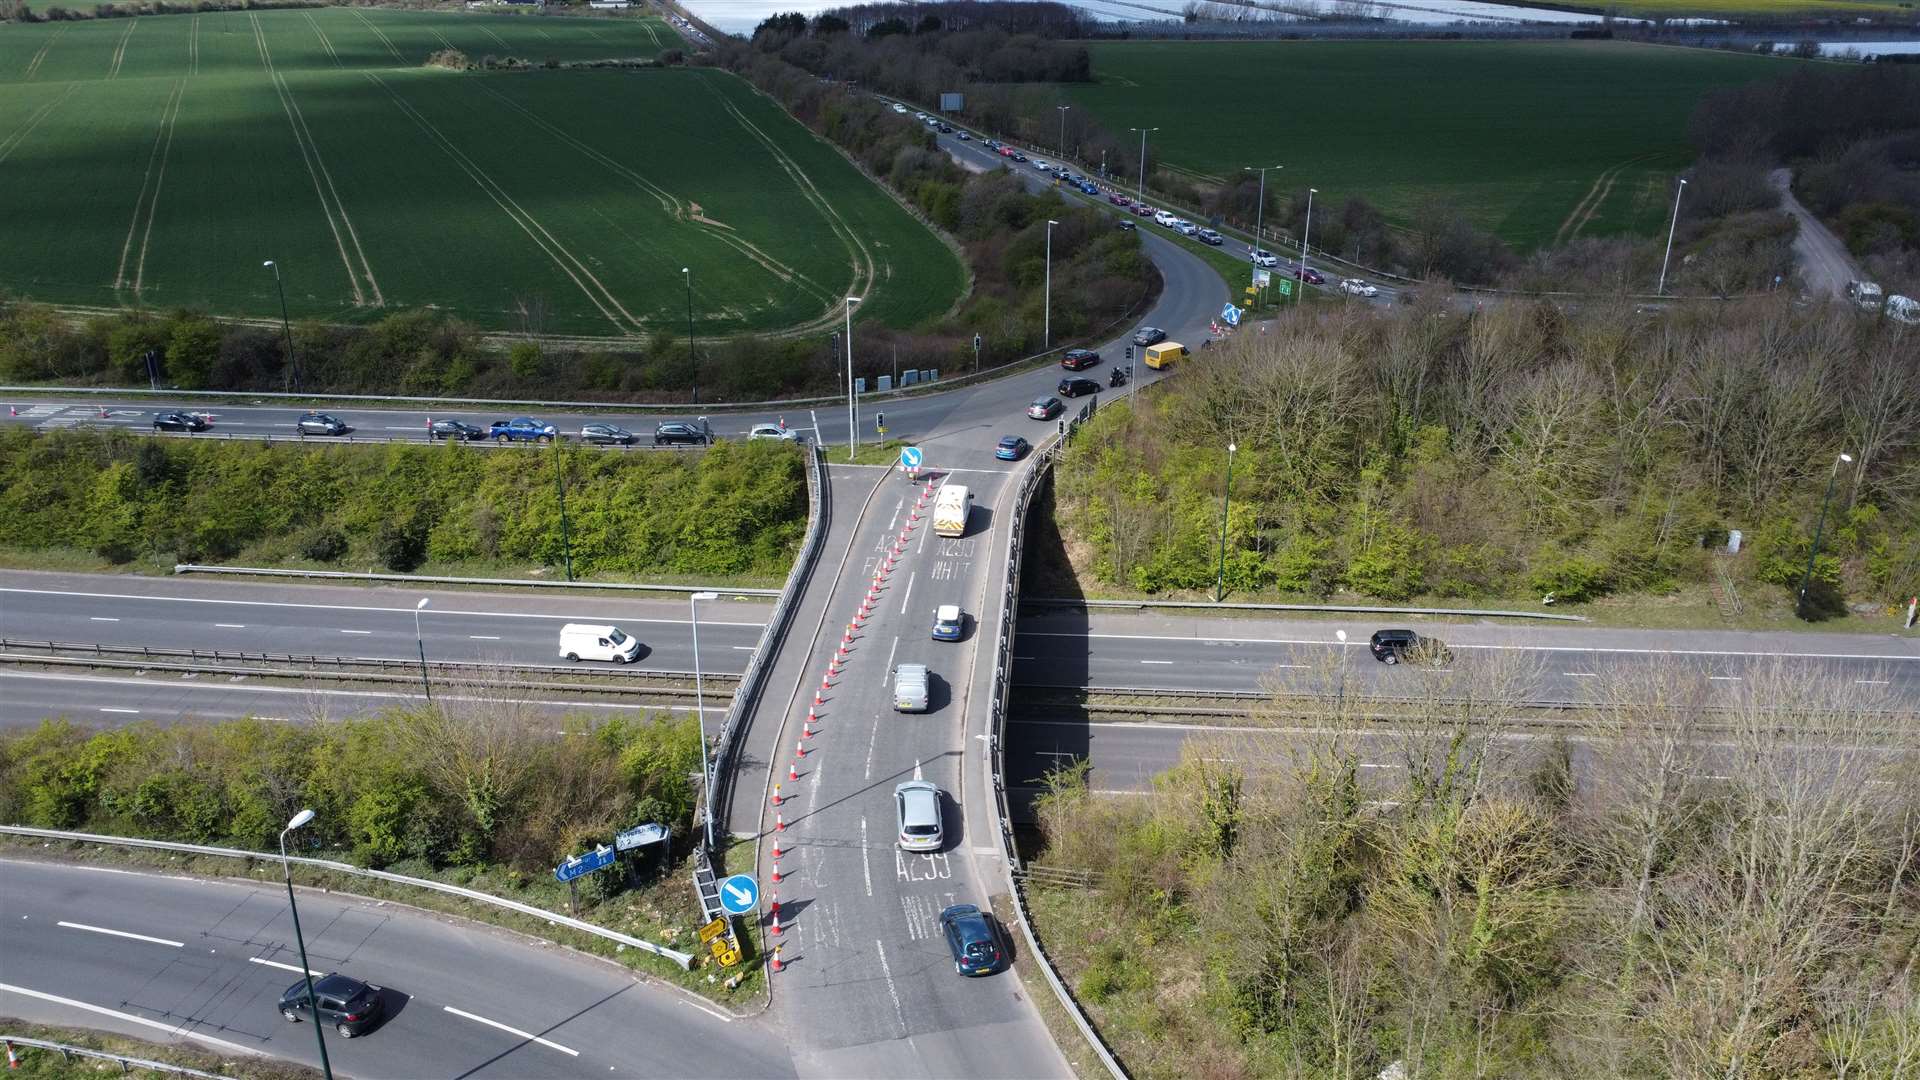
[0,1017,315,1079]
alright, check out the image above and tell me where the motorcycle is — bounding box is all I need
[1109,367,1128,388]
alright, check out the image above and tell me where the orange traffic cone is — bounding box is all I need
[771,838,783,860]
[771,784,783,806]
[775,812,785,831]
[788,760,799,782]
[770,910,783,936]
[771,945,784,972]
[771,860,782,883]
[796,740,807,759]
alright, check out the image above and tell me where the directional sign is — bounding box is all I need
[900,446,923,471]
[554,844,616,883]
[615,822,668,852]
[718,873,759,915]
[1278,278,1294,297]
[698,917,729,944]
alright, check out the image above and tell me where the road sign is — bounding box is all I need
[554,844,616,883]
[1253,268,1271,288]
[900,446,923,470]
[1278,278,1294,297]
[716,945,741,967]
[615,822,668,852]
[718,873,759,915]
[698,917,729,944]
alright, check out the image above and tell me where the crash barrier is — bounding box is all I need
[173,564,781,595]
[986,400,1131,1079]
[1021,597,1587,621]
[0,1035,243,1075]
[0,825,694,968]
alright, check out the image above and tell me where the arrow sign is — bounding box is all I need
[900,446,923,470]
[718,873,759,915]
[554,844,616,883]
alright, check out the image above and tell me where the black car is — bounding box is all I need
[1132,326,1166,347]
[278,973,384,1038]
[1012,152,1027,162]
[428,419,484,441]
[152,411,208,433]
[580,423,636,445]
[939,904,1008,976]
[937,123,953,134]
[655,421,710,446]
[1369,629,1454,666]
[295,412,348,436]
[1060,348,1100,371]
[1057,377,1101,399]
[1118,220,1137,232]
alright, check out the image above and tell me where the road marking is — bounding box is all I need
[865,714,879,782]
[0,587,767,628]
[89,617,120,622]
[57,921,182,948]
[214,623,246,629]
[1858,679,1891,685]
[874,940,909,1034]
[884,635,899,681]
[1139,659,1173,664]
[898,571,915,615]
[1566,672,1598,678]
[339,629,372,635]
[99,707,139,714]
[862,817,873,897]
[732,645,755,651]
[249,956,316,976]
[443,1005,580,1056]
[0,982,263,1057]
[1708,676,1742,682]
[468,635,501,640]
[382,425,421,430]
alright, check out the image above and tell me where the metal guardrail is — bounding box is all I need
[174,563,782,595]
[987,400,1131,1080]
[0,1034,241,1075]
[1022,597,1588,621]
[0,825,695,967]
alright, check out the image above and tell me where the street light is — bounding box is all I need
[1796,451,1853,620]
[278,809,332,1080]
[412,598,431,701]
[1044,220,1060,351]
[1056,104,1071,158]
[262,260,297,393]
[1214,442,1237,602]
[1657,177,1689,296]
[1129,126,1158,205]
[1334,629,1349,711]
[844,297,862,462]
[1246,165,1281,264]
[681,267,698,405]
[1295,188,1316,306]
[689,590,719,850]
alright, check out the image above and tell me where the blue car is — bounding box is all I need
[1080,182,1099,196]
[940,904,1008,976]
[995,435,1030,460]
[489,417,557,444]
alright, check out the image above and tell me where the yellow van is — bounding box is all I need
[1143,341,1187,370]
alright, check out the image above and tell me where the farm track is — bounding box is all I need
[23,24,65,80]
[105,17,137,80]
[350,7,406,64]
[188,14,199,75]
[0,83,77,167]
[115,77,187,300]
[1553,152,1657,245]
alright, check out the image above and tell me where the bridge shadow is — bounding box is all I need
[1006,470,1091,835]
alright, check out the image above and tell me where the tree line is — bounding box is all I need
[1048,297,1920,615]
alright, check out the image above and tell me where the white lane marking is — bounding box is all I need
[732,645,756,651]
[214,623,246,629]
[865,713,879,781]
[1139,660,1173,665]
[0,982,263,1057]
[89,617,120,622]
[884,635,899,681]
[0,587,767,628]
[1858,679,1892,685]
[1709,676,1742,682]
[443,1005,580,1057]
[468,635,501,640]
[1023,629,1920,664]
[874,940,909,1034]
[899,571,915,615]
[917,520,930,555]
[99,707,139,714]
[862,818,873,898]
[249,956,316,976]
[57,921,182,948]
[1566,672,1598,678]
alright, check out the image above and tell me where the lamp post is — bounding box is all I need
[1056,104,1071,159]
[681,267,698,404]
[690,590,719,850]
[412,598,431,701]
[1334,629,1349,713]
[262,260,297,393]
[1044,220,1060,351]
[844,297,862,462]
[1129,126,1157,205]
[1657,177,1689,296]
[554,456,574,582]
[1246,164,1281,296]
[1214,442,1237,602]
[278,809,332,1080]
[1796,451,1853,620]
[1295,187,1316,306]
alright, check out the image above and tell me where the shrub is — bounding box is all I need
[1527,551,1610,603]
[297,526,348,563]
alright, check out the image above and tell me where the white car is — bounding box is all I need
[1154,210,1178,228]
[1032,159,1051,172]
[1339,278,1379,297]
[1251,249,1279,268]
[914,111,927,120]
[895,780,943,852]
[892,103,907,114]
[748,423,801,442]
[1174,221,1198,236]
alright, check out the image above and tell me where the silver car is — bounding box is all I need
[895,780,943,852]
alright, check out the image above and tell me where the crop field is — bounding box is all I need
[0,9,963,336]
[1071,40,1790,249]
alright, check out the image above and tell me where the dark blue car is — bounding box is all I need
[995,436,1030,461]
[940,904,1007,976]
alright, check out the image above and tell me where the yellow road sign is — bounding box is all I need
[699,917,728,944]
[717,945,741,967]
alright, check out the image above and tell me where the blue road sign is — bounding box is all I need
[718,874,760,915]
[554,845,617,883]
[900,446,923,470]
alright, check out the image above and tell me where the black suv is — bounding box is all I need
[278,973,384,1038]
[428,419,483,441]
[295,412,348,436]
[1057,377,1101,399]
[152,411,208,433]
[1059,349,1099,371]
[654,421,710,446]
[1369,629,1453,666]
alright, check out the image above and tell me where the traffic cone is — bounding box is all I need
[813,688,825,706]
[770,891,780,915]
[5,1040,16,1069]
[98,406,109,418]
[7,405,14,417]
[807,706,816,725]
[788,760,799,781]
[771,860,782,883]
[796,740,807,759]
[770,910,783,936]
[775,811,785,831]
[771,945,784,972]
[843,626,853,645]
[803,720,813,739]
[772,784,783,806]
[771,838,783,860]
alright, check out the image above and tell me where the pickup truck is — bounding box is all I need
[489,417,557,444]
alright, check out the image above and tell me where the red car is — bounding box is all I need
[998,146,1015,157]
[1060,348,1100,371]
[1293,266,1326,285]
[1131,203,1155,217]
[1108,193,1131,206]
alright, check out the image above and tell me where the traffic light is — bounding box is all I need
[876,412,885,433]
[1124,344,1133,362]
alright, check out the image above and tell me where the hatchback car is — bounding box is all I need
[1117,220,1137,232]
[654,422,710,446]
[1131,203,1155,217]
[1251,249,1280,268]
[278,973,383,1038]
[1174,221,1199,236]
[748,423,801,442]
[957,131,970,141]
[1060,348,1099,371]
[1339,278,1379,297]
[896,779,944,852]
[1057,377,1100,399]
[580,423,636,445]
[295,412,347,436]
[152,411,208,433]
[1026,396,1063,421]
[1197,228,1224,246]
[939,904,1008,976]
[931,603,965,641]
[428,419,483,441]
[1012,152,1027,162]
[1031,159,1050,172]
[1132,326,1167,347]
[1293,266,1326,285]
[1369,629,1454,666]
[1108,193,1131,206]
[995,435,1030,460]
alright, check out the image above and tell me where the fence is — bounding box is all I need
[0,825,694,967]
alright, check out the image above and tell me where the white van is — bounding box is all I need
[932,485,972,538]
[1888,295,1919,326]
[558,623,641,663]
[894,663,930,712]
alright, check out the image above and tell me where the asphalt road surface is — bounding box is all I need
[0,859,792,1078]
[1773,167,1863,300]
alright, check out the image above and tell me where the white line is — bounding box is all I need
[862,817,873,897]
[99,707,140,714]
[1858,679,1891,685]
[1138,659,1173,665]
[382,425,422,430]
[89,617,120,622]
[874,940,908,1034]
[214,623,246,629]
[57,921,183,948]
[1708,676,1742,682]
[339,629,372,635]
[0,587,767,628]
[732,645,756,651]
[0,982,263,1057]
[468,635,501,640]
[1566,672,1598,678]
[899,571,915,615]
[248,956,316,976]
[884,636,899,680]
[442,1005,580,1057]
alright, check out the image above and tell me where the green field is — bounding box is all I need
[1072,40,1791,249]
[0,9,963,336]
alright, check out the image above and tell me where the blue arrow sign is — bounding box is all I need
[554,845,616,883]
[900,446,923,470]
[718,873,759,915]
